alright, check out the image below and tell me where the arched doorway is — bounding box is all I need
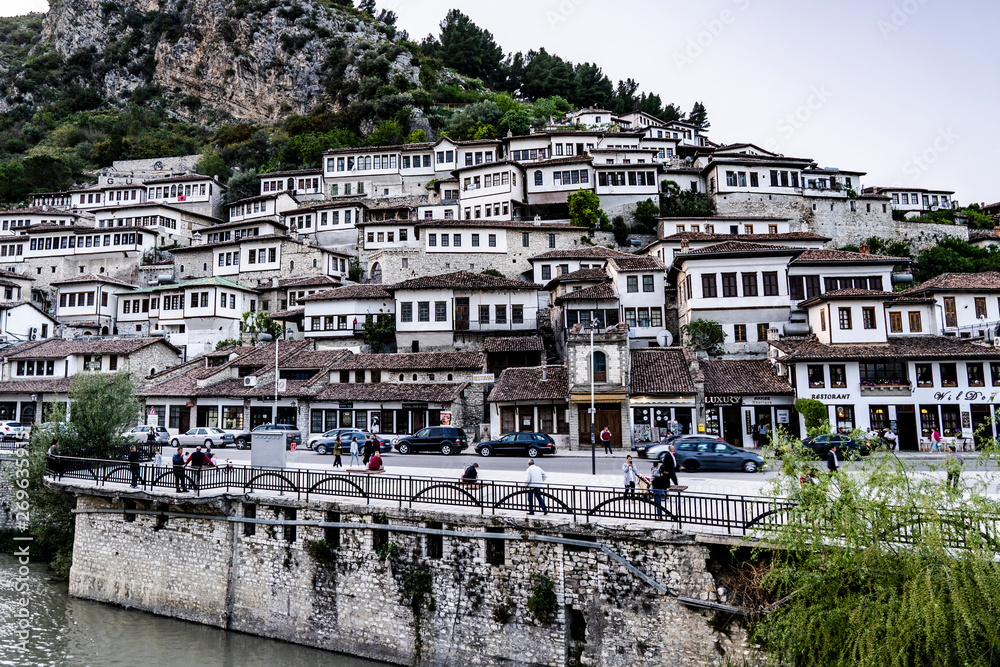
[371,262,382,284]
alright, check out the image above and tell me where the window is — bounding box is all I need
[757,322,769,341]
[862,307,876,329]
[733,324,747,342]
[541,265,551,281]
[742,273,758,297]
[428,234,436,247]
[721,273,738,298]
[522,232,529,247]
[472,234,480,247]
[968,362,985,387]
[650,308,662,328]
[908,311,922,333]
[495,305,507,324]
[592,351,607,383]
[434,302,447,322]
[534,170,543,186]
[627,276,638,293]
[839,308,852,330]
[488,234,496,247]
[991,362,1000,387]
[808,365,825,388]
[762,272,779,296]
[418,302,430,322]
[830,365,847,388]
[940,363,958,387]
[701,274,717,298]
[889,311,903,333]
[642,275,654,292]
[976,297,988,319]
[400,303,412,323]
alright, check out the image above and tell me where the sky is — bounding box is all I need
[3,0,997,205]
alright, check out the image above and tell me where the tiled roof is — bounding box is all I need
[769,336,1000,361]
[658,231,829,243]
[530,247,631,261]
[531,156,595,167]
[332,351,484,371]
[488,366,568,402]
[389,271,540,292]
[701,360,792,395]
[169,233,292,253]
[412,220,577,230]
[142,174,216,185]
[231,340,312,367]
[684,241,802,255]
[607,255,665,272]
[52,273,135,288]
[554,282,617,303]
[969,232,998,243]
[799,289,895,307]
[268,307,304,320]
[127,276,258,294]
[0,269,32,281]
[0,206,78,216]
[282,348,351,369]
[6,337,178,359]
[315,382,468,403]
[481,335,545,354]
[896,272,1000,295]
[277,275,341,289]
[200,218,287,232]
[794,249,909,263]
[297,284,393,302]
[544,268,608,286]
[258,168,322,178]
[629,348,697,395]
[0,379,72,394]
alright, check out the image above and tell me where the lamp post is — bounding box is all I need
[257,333,278,425]
[589,318,602,476]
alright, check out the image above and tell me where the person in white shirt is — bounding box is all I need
[525,459,548,515]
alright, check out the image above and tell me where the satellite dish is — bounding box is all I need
[656,330,674,347]
[930,205,939,212]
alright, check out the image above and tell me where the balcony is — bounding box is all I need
[860,382,912,397]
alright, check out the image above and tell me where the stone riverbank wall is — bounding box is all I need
[66,486,752,666]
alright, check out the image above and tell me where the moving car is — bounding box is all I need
[476,432,556,458]
[798,434,870,461]
[313,430,391,455]
[170,427,235,449]
[394,426,469,455]
[125,425,170,445]
[0,421,25,440]
[234,424,303,450]
[672,437,764,473]
[639,435,724,461]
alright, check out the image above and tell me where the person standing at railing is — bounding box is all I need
[525,459,548,515]
[622,455,638,503]
[172,447,188,493]
[127,445,142,488]
[47,440,62,480]
[184,445,208,490]
[349,436,361,467]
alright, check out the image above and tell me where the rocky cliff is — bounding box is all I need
[30,0,423,124]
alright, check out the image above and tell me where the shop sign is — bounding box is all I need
[810,393,851,401]
[776,409,790,424]
[931,390,999,402]
[705,395,741,405]
[402,402,428,410]
[338,402,353,409]
[747,396,777,406]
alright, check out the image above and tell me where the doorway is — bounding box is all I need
[577,404,622,448]
[895,405,918,451]
[721,406,743,447]
[250,407,272,429]
[971,404,994,448]
[456,298,470,330]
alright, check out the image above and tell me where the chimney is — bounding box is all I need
[680,239,690,251]
[541,367,547,382]
[993,226,1000,237]
[859,243,870,254]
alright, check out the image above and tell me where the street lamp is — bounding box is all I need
[257,333,278,425]
[589,318,602,476]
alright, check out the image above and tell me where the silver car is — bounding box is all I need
[125,425,170,444]
[170,427,235,448]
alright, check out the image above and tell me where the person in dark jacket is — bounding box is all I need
[650,464,671,518]
[827,443,840,473]
[47,440,62,480]
[661,444,679,486]
[127,445,142,488]
[184,445,208,490]
[332,435,343,469]
[363,436,374,465]
[172,447,188,492]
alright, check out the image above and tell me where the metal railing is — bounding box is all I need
[48,456,793,537]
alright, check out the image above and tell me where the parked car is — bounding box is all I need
[0,421,25,440]
[798,434,869,461]
[672,437,764,473]
[313,430,390,455]
[170,427,235,449]
[234,424,303,450]
[124,425,170,445]
[476,432,556,458]
[394,426,469,455]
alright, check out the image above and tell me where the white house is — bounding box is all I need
[605,254,668,345]
[299,283,395,347]
[143,173,226,218]
[0,302,57,345]
[863,186,956,216]
[53,274,135,335]
[892,272,1000,337]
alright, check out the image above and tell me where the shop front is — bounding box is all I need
[630,395,697,444]
[704,394,797,449]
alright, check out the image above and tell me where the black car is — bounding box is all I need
[673,437,765,473]
[394,426,469,455]
[476,432,556,458]
[798,434,870,461]
[234,424,303,450]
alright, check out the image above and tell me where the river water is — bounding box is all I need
[0,555,389,667]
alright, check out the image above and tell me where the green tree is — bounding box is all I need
[912,238,977,282]
[361,312,395,353]
[611,215,629,247]
[567,189,603,228]
[523,49,577,101]
[405,129,426,143]
[196,152,230,182]
[68,372,142,455]
[660,188,716,218]
[241,310,283,340]
[364,120,406,146]
[688,101,710,130]
[793,398,829,431]
[633,198,659,233]
[680,319,725,356]
[497,108,529,137]
[481,268,504,278]
[429,10,505,88]
[223,168,259,204]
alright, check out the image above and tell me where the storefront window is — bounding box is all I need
[222,406,243,429]
[859,362,907,386]
[539,407,554,434]
[919,405,939,437]
[830,365,847,388]
[941,405,962,437]
[869,405,889,431]
[834,405,854,433]
[705,408,720,435]
[556,406,569,434]
[339,410,353,429]
[967,363,985,387]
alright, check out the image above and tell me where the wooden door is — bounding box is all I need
[944,297,957,328]
[579,406,622,448]
[456,298,470,330]
[178,409,190,433]
[895,405,918,451]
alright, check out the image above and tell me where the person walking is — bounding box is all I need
[946,444,963,490]
[127,445,142,488]
[622,455,638,502]
[171,447,188,492]
[827,443,840,474]
[362,436,374,465]
[349,436,361,467]
[525,459,548,515]
[650,464,670,518]
[662,444,680,487]
[758,422,770,448]
[47,440,62,480]
[930,429,942,452]
[184,445,207,490]
[332,435,343,469]
[600,426,613,457]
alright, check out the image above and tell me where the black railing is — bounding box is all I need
[48,456,794,536]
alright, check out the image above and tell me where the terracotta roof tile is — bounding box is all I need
[297,284,393,302]
[332,351,484,371]
[629,348,697,395]
[277,275,341,289]
[52,273,135,288]
[530,247,631,261]
[488,366,567,402]
[316,382,468,403]
[389,271,540,292]
[607,255,666,272]
[0,379,72,394]
[701,360,792,395]
[684,241,802,254]
[554,282,617,303]
[896,272,1000,295]
[6,337,178,359]
[795,249,909,263]
[769,336,1000,361]
[481,335,545,353]
[268,307,304,319]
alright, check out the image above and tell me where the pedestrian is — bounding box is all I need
[127,445,141,488]
[349,436,361,467]
[827,443,839,474]
[368,449,384,472]
[47,440,61,480]
[525,459,548,515]
[758,422,770,448]
[146,427,156,446]
[946,444,963,490]
[363,436,374,465]
[930,429,941,452]
[332,435,343,469]
[461,462,480,487]
[600,426,613,457]
[184,445,207,490]
[662,444,679,487]
[153,447,163,467]
[622,455,638,502]
[649,461,661,480]
[172,447,188,492]
[650,464,670,518]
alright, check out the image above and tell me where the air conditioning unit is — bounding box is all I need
[244,376,257,387]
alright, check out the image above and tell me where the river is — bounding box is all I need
[0,555,389,667]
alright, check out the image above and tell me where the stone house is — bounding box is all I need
[487,364,569,446]
[565,321,631,450]
[53,274,135,337]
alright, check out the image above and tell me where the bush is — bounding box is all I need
[611,215,629,247]
[680,319,726,357]
[793,398,829,431]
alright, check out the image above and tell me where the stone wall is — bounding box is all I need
[0,456,21,531]
[68,490,751,666]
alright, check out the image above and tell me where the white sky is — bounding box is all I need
[4,0,996,205]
